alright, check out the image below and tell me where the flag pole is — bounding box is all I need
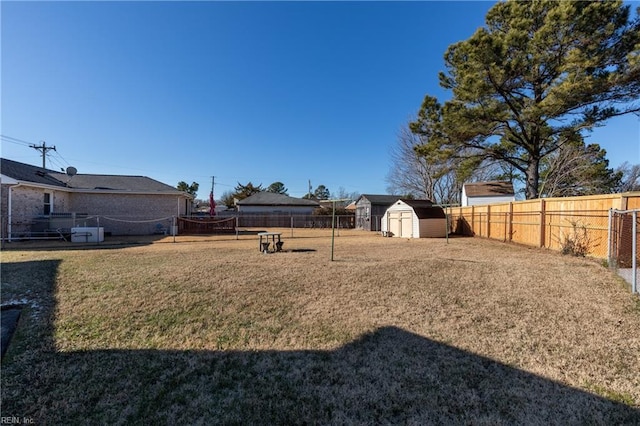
[209,176,216,217]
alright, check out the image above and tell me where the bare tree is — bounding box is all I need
[386,126,464,204]
[331,187,360,207]
[386,125,463,204]
[616,162,640,192]
[538,142,621,198]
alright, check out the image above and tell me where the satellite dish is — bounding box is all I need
[66,166,77,176]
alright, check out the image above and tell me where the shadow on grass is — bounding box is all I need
[1,260,639,424]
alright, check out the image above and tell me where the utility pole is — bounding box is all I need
[30,141,56,169]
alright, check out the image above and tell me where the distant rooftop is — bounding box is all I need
[463,181,515,197]
[1,158,186,195]
[236,192,320,206]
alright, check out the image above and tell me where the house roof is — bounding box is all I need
[1,158,188,195]
[463,181,515,197]
[357,194,401,206]
[236,192,320,206]
[399,199,434,209]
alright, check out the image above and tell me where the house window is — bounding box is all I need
[44,192,52,216]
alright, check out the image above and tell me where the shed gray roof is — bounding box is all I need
[357,194,401,206]
[236,192,320,206]
[464,181,514,197]
[1,158,187,195]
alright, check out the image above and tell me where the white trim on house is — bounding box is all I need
[0,174,19,185]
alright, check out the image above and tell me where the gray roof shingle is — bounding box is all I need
[1,158,186,195]
[357,194,401,206]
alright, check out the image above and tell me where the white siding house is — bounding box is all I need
[381,199,447,238]
[461,181,515,206]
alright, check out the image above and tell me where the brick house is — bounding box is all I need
[1,158,193,238]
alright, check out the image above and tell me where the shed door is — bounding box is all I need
[389,211,412,238]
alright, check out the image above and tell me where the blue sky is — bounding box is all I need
[2,1,639,199]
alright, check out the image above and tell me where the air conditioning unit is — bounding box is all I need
[71,227,104,243]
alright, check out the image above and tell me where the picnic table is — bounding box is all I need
[258,232,284,253]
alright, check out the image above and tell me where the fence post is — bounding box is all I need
[471,205,475,236]
[508,202,513,242]
[633,210,637,294]
[172,216,176,243]
[487,205,491,239]
[607,209,613,264]
[539,199,546,248]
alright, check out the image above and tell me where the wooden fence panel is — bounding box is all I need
[510,200,541,247]
[446,192,640,258]
[488,203,510,241]
[472,205,489,237]
[626,194,640,210]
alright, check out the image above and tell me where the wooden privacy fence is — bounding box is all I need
[448,193,640,259]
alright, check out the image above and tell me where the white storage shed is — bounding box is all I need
[381,199,447,238]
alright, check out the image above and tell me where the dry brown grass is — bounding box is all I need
[1,229,639,424]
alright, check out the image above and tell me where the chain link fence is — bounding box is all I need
[609,209,639,294]
[1,213,177,241]
[1,213,356,242]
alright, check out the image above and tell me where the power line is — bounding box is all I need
[50,150,72,168]
[47,156,67,172]
[1,134,33,147]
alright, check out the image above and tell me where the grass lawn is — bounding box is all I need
[1,229,639,424]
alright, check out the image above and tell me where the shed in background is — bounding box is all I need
[354,194,400,231]
[381,199,447,238]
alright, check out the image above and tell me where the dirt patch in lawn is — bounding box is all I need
[1,229,639,423]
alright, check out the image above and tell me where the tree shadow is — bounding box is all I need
[1,260,639,424]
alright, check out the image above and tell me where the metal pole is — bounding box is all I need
[7,187,12,242]
[291,213,294,238]
[236,216,239,240]
[331,201,336,261]
[172,216,176,243]
[446,205,450,244]
[607,209,613,266]
[633,210,637,294]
